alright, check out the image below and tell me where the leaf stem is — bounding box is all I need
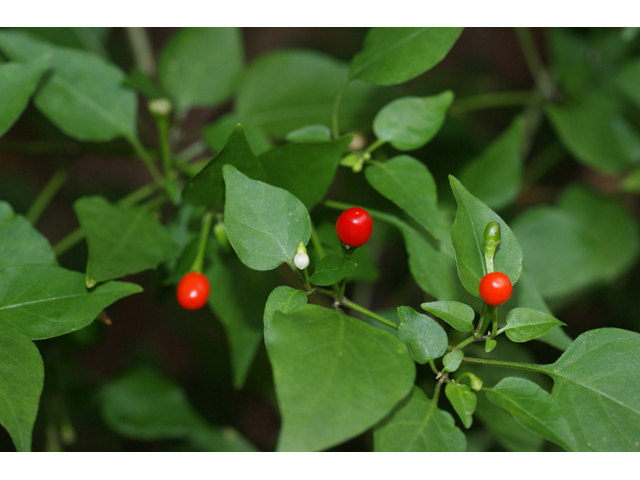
[514,27,559,102]
[452,90,539,113]
[461,356,553,376]
[26,168,69,225]
[190,210,214,273]
[336,245,354,302]
[341,297,399,330]
[126,135,165,186]
[125,27,156,77]
[331,78,350,139]
[309,221,326,261]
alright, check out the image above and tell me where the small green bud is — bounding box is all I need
[483,221,501,273]
[485,338,497,353]
[148,98,172,116]
[467,373,483,391]
[214,221,230,253]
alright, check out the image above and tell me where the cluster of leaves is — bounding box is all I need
[1,27,640,452]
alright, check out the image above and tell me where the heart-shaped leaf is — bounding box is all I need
[74,196,179,286]
[266,304,415,451]
[445,383,477,429]
[223,165,311,271]
[397,306,448,364]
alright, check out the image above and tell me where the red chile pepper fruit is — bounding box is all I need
[335,207,373,248]
[479,272,512,306]
[177,272,211,310]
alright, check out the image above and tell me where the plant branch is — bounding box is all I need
[514,27,559,102]
[452,90,538,113]
[341,297,398,330]
[125,27,156,77]
[331,78,350,139]
[26,168,69,225]
[462,356,553,376]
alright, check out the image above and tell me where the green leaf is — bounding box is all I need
[122,66,163,99]
[74,196,179,286]
[223,165,311,271]
[182,125,266,209]
[379,213,457,300]
[617,58,640,108]
[372,92,454,150]
[0,201,56,270]
[258,136,352,210]
[263,286,307,339]
[546,328,640,451]
[99,366,255,451]
[445,383,477,429]
[0,323,43,452]
[14,27,110,57]
[0,264,142,340]
[158,27,243,113]
[0,57,49,137]
[237,50,383,136]
[485,377,577,452]
[350,27,464,85]
[374,386,466,451]
[285,124,332,143]
[546,94,640,174]
[502,308,565,343]
[459,116,525,210]
[202,113,272,156]
[205,245,279,389]
[266,304,415,451]
[443,349,464,373]
[449,175,523,297]
[397,306,448,364]
[512,184,639,299]
[0,30,137,142]
[308,254,357,286]
[421,300,475,333]
[365,155,440,239]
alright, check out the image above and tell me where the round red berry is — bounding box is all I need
[335,207,373,248]
[479,272,512,306]
[177,272,210,310]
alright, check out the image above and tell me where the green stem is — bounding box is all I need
[462,356,553,376]
[514,27,559,101]
[490,305,499,337]
[474,303,488,337]
[26,168,69,225]
[455,334,481,350]
[190,210,214,273]
[310,221,326,261]
[52,182,161,257]
[336,245,354,302]
[125,27,155,76]
[331,78,350,139]
[432,381,442,405]
[364,138,387,155]
[155,115,172,178]
[341,298,399,330]
[126,135,164,186]
[452,90,538,113]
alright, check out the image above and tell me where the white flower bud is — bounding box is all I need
[294,252,310,270]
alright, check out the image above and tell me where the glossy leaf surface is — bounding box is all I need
[74,196,179,286]
[262,286,307,339]
[450,175,523,297]
[397,306,448,364]
[308,255,357,286]
[0,58,48,137]
[374,386,466,451]
[350,28,464,85]
[0,264,141,340]
[266,304,415,451]
[485,377,577,452]
[421,300,475,333]
[0,201,56,270]
[365,156,439,239]
[182,125,266,209]
[0,31,137,141]
[158,27,243,113]
[0,323,43,452]
[223,165,311,271]
[503,308,565,343]
[445,383,476,428]
[372,91,453,150]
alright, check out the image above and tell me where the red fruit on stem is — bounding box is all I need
[479,272,512,306]
[335,207,373,248]
[177,272,210,310]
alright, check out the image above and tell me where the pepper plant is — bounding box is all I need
[1,27,640,452]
